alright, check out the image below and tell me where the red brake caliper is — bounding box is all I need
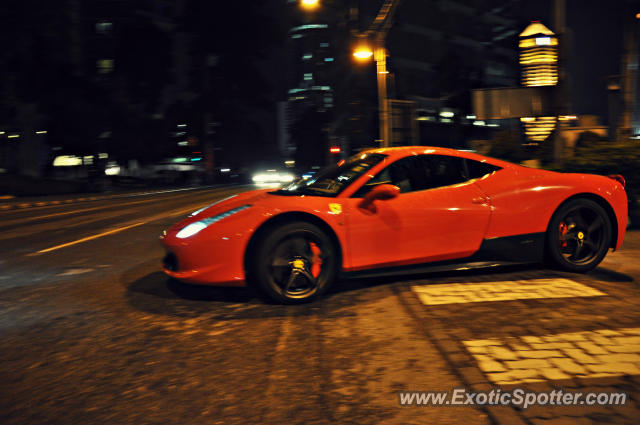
[559,222,568,248]
[309,242,322,277]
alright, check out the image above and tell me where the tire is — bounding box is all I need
[250,221,338,304]
[546,198,612,273]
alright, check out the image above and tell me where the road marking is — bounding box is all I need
[25,188,245,255]
[56,268,94,276]
[411,278,605,305]
[34,222,146,254]
[29,201,221,255]
[465,328,640,384]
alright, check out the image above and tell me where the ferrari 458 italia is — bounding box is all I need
[160,147,627,303]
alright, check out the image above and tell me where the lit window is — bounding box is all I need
[320,42,329,47]
[302,53,313,60]
[290,24,328,32]
[304,73,313,81]
[96,22,113,35]
[535,37,551,46]
[324,57,334,62]
[97,59,114,74]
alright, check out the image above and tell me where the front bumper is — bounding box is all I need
[160,231,248,287]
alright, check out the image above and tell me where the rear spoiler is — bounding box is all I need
[607,174,625,188]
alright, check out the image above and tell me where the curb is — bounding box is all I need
[0,186,220,211]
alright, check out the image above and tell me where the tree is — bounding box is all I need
[569,138,640,211]
[487,130,525,163]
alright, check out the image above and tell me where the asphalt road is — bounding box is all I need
[1,186,639,425]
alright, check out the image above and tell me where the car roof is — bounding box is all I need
[362,146,515,168]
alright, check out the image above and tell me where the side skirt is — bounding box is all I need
[343,232,545,279]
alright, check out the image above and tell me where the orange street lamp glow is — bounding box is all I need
[353,47,374,61]
[300,0,319,10]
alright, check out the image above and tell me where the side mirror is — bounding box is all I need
[357,184,400,214]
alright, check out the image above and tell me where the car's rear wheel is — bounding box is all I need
[546,198,612,272]
[251,221,338,304]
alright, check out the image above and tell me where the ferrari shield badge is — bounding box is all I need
[329,203,342,215]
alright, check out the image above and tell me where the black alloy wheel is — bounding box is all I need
[546,198,612,272]
[252,221,338,303]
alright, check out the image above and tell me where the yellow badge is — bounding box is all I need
[329,203,342,215]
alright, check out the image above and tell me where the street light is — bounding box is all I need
[353,42,390,148]
[301,0,401,148]
[300,0,319,11]
[353,46,374,60]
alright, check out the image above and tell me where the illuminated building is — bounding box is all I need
[519,21,558,87]
[518,21,559,143]
[283,0,339,165]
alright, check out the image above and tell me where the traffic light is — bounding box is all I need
[329,146,341,154]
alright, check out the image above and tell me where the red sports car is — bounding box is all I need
[160,147,628,303]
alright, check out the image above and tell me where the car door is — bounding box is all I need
[343,154,492,271]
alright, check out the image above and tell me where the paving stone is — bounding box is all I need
[463,339,502,347]
[466,345,489,354]
[506,359,552,369]
[575,341,609,355]
[508,342,533,351]
[523,336,545,344]
[549,358,588,375]
[476,359,507,373]
[531,343,576,350]
[588,335,614,346]
[614,336,640,345]
[559,332,589,342]
[489,346,519,361]
[562,348,599,364]
[478,360,507,372]
[540,368,572,380]
[606,344,640,353]
[486,369,542,384]
[595,353,640,364]
[585,363,640,375]
[515,350,564,359]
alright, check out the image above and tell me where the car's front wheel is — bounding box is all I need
[546,198,612,272]
[251,221,338,304]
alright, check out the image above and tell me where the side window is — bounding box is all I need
[352,154,489,197]
[465,159,501,179]
[420,155,467,189]
[352,156,425,197]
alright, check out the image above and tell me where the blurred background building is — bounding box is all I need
[0,0,638,180]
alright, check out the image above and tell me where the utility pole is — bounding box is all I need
[620,11,639,138]
[353,0,403,148]
[553,0,568,166]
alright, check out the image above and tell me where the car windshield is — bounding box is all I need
[272,153,386,197]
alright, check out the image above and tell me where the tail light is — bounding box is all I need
[607,174,625,188]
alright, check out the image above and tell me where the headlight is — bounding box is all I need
[176,205,252,239]
[279,173,294,183]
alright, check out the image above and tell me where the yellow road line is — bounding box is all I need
[35,222,146,254]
